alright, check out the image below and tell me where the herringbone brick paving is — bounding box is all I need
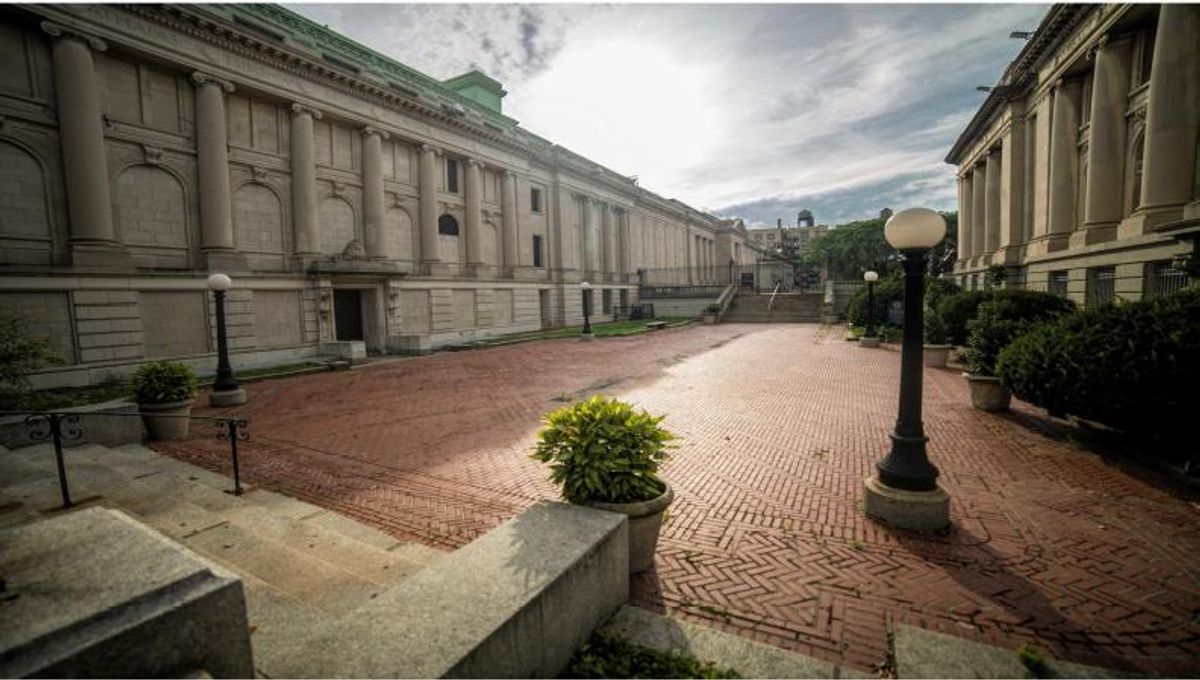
[155,324,1200,675]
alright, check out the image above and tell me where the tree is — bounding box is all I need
[810,216,894,279]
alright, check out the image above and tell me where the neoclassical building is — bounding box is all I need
[946,3,1198,303]
[0,4,761,388]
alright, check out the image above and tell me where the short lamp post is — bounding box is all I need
[863,208,949,532]
[580,281,594,340]
[206,273,246,406]
[860,270,880,348]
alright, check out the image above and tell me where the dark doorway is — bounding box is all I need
[334,289,364,341]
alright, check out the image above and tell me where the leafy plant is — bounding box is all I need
[1016,643,1048,678]
[924,309,949,345]
[564,632,740,679]
[703,303,722,315]
[961,303,1029,377]
[0,314,60,401]
[844,276,960,327]
[132,361,197,404]
[531,395,675,504]
[936,289,1075,346]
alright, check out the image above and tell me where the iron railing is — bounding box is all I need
[0,410,248,509]
[637,262,825,294]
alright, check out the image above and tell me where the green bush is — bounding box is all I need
[703,303,722,314]
[960,293,1076,377]
[924,309,949,345]
[564,632,740,679]
[132,361,196,404]
[531,395,675,504]
[0,314,60,401]
[997,287,1200,456]
[845,276,959,326]
[936,289,1076,345]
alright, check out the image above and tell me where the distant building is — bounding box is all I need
[746,210,827,259]
[946,3,1197,303]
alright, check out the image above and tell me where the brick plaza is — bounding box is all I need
[155,324,1200,675]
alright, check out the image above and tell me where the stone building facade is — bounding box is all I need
[946,3,1198,304]
[0,4,761,388]
[747,213,827,260]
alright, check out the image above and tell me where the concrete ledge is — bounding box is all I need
[0,507,253,678]
[319,341,367,360]
[894,624,1127,678]
[0,398,142,450]
[286,501,628,678]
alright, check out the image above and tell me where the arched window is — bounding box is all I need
[1129,132,1145,212]
[438,214,459,236]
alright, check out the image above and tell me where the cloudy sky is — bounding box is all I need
[295,3,1046,226]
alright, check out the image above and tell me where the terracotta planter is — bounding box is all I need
[139,399,194,441]
[923,344,952,368]
[586,483,675,574]
[964,374,1010,412]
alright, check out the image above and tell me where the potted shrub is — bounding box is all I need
[922,308,952,368]
[959,303,1017,411]
[133,361,197,440]
[702,303,722,324]
[531,395,676,574]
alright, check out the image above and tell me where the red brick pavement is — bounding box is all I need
[155,324,1200,675]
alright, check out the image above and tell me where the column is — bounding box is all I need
[959,173,973,263]
[42,23,116,249]
[617,209,629,278]
[580,195,593,274]
[419,144,440,264]
[985,148,1002,254]
[501,170,519,270]
[290,104,321,256]
[1082,36,1134,239]
[999,119,1026,253]
[1046,80,1082,244]
[685,231,694,283]
[464,159,483,266]
[601,203,614,276]
[1140,4,1200,213]
[192,73,236,254]
[971,163,987,258]
[360,126,388,258]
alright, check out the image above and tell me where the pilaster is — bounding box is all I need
[1078,35,1133,246]
[361,126,388,259]
[192,72,238,266]
[289,103,322,258]
[419,144,441,267]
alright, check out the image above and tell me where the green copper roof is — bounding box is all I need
[221,4,518,129]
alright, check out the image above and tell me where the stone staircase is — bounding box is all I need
[722,292,823,323]
[0,441,443,677]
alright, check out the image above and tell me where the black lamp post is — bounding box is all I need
[863,208,948,531]
[580,281,594,340]
[207,273,246,406]
[861,270,879,347]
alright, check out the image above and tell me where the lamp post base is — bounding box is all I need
[210,387,247,407]
[859,336,880,348]
[863,475,949,532]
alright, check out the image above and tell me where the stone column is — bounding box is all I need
[501,170,519,271]
[419,144,440,265]
[360,126,388,258]
[580,195,593,274]
[1139,4,1200,214]
[192,73,236,254]
[464,159,483,266]
[616,209,628,278]
[1081,36,1134,242]
[999,119,1026,255]
[1046,80,1082,247]
[985,148,1002,255]
[290,104,321,256]
[971,163,987,258]
[42,23,117,254]
[601,203,614,277]
[959,173,973,264]
[685,230,694,284]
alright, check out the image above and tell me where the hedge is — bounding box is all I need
[996,286,1200,458]
[936,289,1076,345]
[844,276,959,326]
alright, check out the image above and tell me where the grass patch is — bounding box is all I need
[1016,643,1049,678]
[476,318,695,347]
[562,632,740,679]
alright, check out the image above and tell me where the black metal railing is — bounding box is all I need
[637,262,825,294]
[0,410,248,509]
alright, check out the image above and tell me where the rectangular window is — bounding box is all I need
[1048,270,1069,298]
[1145,260,1189,299]
[1086,266,1116,307]
[602,289,613,316]
[446,158,459,193]
[533,234,544,268]
[1138,29,1156,86]
[531,187,543,213]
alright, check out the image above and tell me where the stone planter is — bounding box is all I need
[923,344,952,368]
[859,336,880,348]
[702,315,717,325]
[139,399,194,441]
[586,482,675,574]
[964,374,1011,412]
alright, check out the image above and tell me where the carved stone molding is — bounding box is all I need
[191,71,235,93]
[40,21,107,52]
[360,125,389,140]
[141,144,164,166]
[250,166,270,183]
[290,103,323,120]
[420,143,440,156]
[331,181,346,197]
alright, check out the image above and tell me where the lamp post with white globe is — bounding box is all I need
[863,208,949,531]
[206,273,246,406]
[860,270,879,348]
